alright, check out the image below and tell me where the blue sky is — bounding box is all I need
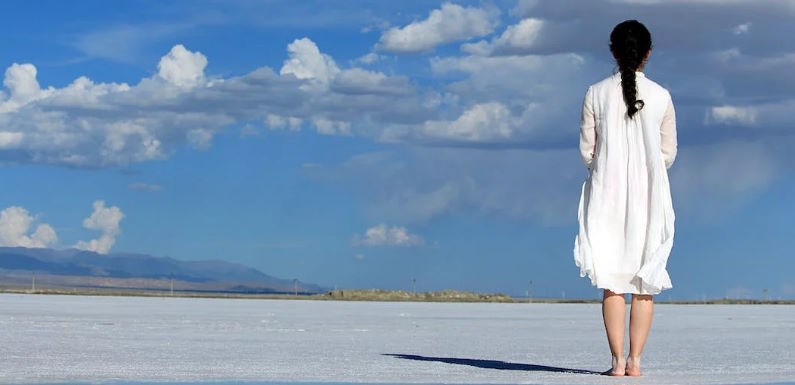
[1,0,793,300]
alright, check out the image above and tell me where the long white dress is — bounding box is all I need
[574,72,678,295]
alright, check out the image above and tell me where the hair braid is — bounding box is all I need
[610,20,652,118]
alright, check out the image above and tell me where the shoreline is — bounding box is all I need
[1,286,792,305]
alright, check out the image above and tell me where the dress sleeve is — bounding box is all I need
[660,95,678,169]
[579,86,596,169]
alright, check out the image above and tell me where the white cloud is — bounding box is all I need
[352,224,424,247]
[382,96,562,146]
[332,68,413,95]
[5,63,42,101]
[265,113,286,129]
[186,128,214,149]
[461,18,544,56]
[265,114,302,131]
[377,3,498,53]
[708,105,758,125]
[280,37,340,90]
[733,22,751,35]
[0,206,57,248]
[354,52,383,65]
[379,51,590,147]
[312,118,351,136]
[0,63,53,112]
[0,131,24,148]
[157,44,208,88]
[0,40,423,167]
[75,201,124,254]
[417,102,516,142]
[430,51,587,100]
[713,48,741,62]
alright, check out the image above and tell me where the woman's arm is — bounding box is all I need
[579,86,596,169]
[661,96,677,169]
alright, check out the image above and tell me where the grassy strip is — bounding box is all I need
[1,286,792,304]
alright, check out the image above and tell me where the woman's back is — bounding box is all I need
[577,71,676,295]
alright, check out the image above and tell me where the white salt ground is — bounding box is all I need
[0,294,793,385]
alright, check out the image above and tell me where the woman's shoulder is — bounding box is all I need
[638,74,672,99]
[590,73,620,90]
[583,74,619,99]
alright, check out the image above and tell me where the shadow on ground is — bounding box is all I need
[384,353,601,375]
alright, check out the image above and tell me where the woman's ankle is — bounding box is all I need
[625,355,642,376]
[604,355,626,376]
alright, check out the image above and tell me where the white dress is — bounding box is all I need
[574,72,678,295]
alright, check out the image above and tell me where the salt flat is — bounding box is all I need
[0,294,793,385]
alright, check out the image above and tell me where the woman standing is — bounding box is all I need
[573,20,677,377]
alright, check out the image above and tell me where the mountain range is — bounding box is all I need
[0,246,325,294]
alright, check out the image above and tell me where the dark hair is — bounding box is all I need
[610,20,652,118]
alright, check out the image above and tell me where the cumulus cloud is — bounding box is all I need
[280,37,340,89]
[381,52,591,147]
[0,39,426,166]
[75,201,124,254]
[0,207,57,248]
[331,68,414,96]
[0,63,53,113]
[312,118,351,135]
[352,224,424,247]
[401,102,521,143]
[265,114,302,131]
[0,131,23,149]
[733,22,751,35]
[157,44,207,88]
[708,105,758,125]
[461,18,544,56]
[377,2,498,53]
[354,52,384,65]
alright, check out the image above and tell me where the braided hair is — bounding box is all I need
[610,20,652,118]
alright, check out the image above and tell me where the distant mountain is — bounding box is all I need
[0,247,325,294]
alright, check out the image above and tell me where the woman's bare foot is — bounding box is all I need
[602,355,626,376]
[625,356,641,376]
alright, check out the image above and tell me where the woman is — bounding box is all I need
[573,20,677,377]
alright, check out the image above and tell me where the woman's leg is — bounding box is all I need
[627,294,654,376]
[602,289,626,375]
